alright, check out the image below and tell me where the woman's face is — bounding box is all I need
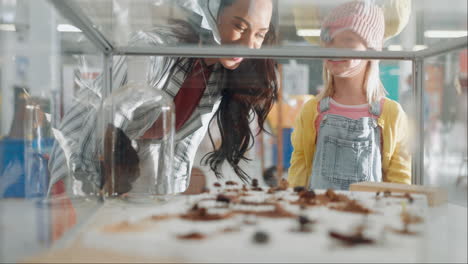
[323,30,368,78]
[217,0,273,70]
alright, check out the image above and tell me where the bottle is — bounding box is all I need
[24,96,53,199]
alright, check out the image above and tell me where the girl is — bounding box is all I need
[48,0,278,195]
[288,1,411,190]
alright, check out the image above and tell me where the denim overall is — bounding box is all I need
[309,97,382,190]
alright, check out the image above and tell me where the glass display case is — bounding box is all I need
[1,0,466,262]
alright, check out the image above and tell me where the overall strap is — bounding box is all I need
[369,98,383,118]
[319,97,331,113]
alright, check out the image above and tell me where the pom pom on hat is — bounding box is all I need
[383,0,412,40]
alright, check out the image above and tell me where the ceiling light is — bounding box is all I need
[0,24,16,31]
[413,45,428,51]
[57,24,82,33]
[297,29,321,37]
[425,30,467,38]
[387,45,403,51]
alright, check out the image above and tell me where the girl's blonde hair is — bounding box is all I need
[316,60,387,104]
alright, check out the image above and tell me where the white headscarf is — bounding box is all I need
[175,0,222,44]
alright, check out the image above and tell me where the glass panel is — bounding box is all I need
[190,58,415,190]
[1,0,103,262]
[64,0,467,51]
[43,55,415,198]
[246,60,417,188]
[193,59,324,189]
[423,49,467,207]
[62,56,281,199]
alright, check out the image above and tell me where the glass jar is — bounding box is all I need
[100,56,175,199]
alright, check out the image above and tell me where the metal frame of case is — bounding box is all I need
[49,0,468,186]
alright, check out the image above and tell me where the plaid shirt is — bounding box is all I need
[48,26,224,194]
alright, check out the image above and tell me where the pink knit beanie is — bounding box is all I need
[320,1,385,51]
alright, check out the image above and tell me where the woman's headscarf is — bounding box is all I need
[175,0,222,44]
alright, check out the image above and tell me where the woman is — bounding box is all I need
[48,0,278,195]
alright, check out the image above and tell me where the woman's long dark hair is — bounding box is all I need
[172,0,278,183]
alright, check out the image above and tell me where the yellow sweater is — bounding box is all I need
[288,97,412,188]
